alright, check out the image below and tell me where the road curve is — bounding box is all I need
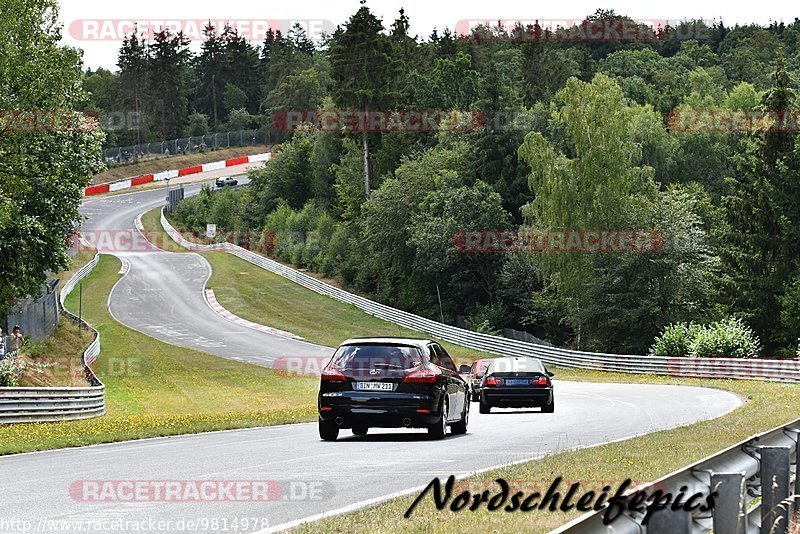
[2,382,740,533]
[1,175,737,532]
[79,179,332,365]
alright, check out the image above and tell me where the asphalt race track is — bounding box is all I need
[79,178,332,365]
[0,174,743,533]
[3,382,739,533]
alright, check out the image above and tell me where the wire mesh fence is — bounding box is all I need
[102,128,287,166]
[3,279,60,343]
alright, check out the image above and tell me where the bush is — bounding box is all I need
[650,317,761,358]
[0,355,26,387]
[466,303,507,335]
[649,322,700,356]
[689,317,761,358]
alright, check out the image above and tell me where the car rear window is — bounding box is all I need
[331,345,423,371]
[487,358,546,374]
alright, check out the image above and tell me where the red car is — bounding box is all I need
[467,359,492,402]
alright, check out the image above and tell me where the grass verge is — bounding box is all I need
[0,254,318,455]
[140,206,500,360]
[140,206,188,253]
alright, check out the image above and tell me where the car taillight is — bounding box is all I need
[531,376,549,386]
[485,375,503,387]
[321,366,346,383]
[404,366,440,383]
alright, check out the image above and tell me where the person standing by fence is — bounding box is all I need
[7,325,24,357]
[0,328,5,360]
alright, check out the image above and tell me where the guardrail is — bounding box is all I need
[0,252,105,424]
[161,208,800,383]
[554,418,800,534]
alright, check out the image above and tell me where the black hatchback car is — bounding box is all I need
[478,356,555,414]
[318,338,469,441]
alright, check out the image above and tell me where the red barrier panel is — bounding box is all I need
[131,174,154,186]
[225,156,248,167]
[178,165,203,176]
[84,183,110,196]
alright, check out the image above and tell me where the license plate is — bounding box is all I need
[505,379,529,386]
[355,382,394,391]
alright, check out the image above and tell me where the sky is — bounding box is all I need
[58,0,799,71]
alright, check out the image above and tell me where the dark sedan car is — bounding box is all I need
[215,176,238,187]
[478,356,555,414]
[318,338,469,441]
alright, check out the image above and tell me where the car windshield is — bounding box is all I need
[331,344,423,371]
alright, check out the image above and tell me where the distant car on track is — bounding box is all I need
[478,356,554,414]
[215,176,238,187]
[467,358,492,402]
[318,338,469,441]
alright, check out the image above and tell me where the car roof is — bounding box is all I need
[486,356,546,373]
[339,337,435,350]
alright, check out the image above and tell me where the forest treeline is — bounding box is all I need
[86,7,800,356]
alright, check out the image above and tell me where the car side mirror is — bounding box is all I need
[459,364,471,374]
[547,371,555,377]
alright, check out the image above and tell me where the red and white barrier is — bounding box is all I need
[85,152,271,196]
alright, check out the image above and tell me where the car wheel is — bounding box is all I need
[542,398,555,413]
[451,401,469,435]
[352,426,368,436]
[428,398,448,440]
[318,417,339,441]
[479,400,491,414]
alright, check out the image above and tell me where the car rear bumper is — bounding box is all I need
[481,387,553,407]
[318,391,443,428]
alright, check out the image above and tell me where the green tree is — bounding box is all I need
[246,130,313,218]
[223,84,248,116]
[720,56,800,350]
[187,112,210,136]
[0,0,105,316]
[517,74,666,347]
[329,2,397,197]
[195,22,225,127]
[147,29,191,139]
[409,181,513,306]
[117,27,149,145]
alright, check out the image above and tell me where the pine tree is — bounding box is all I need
[148,29,191,139]
[117,27,149,144]
[195,22,225,127]
[329,1,397,198]
[720,55,800,350]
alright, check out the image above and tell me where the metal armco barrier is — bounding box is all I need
[160,209,800,383]
[0,252,105,424]
[553,418,800,534]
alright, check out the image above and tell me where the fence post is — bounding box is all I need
[760,446,791,534]
[712,472,747,534]
[795,436,800,509]
[647,506,692,534]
